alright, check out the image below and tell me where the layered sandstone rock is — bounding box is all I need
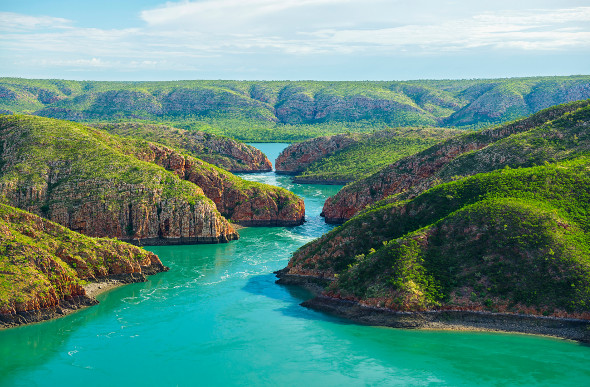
[275,134,359,174]
[93,122,272,172]
[0,115,238,245]
[140,143,305,226]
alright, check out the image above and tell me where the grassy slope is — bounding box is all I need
[290,157,590,316]
[84,125,302,217]
[90,122,271,171]
[0,115,211,209]
[1,76,589,141]
[326,99,590,221]
[295,127,459,182]
[0,115,302,231]
[0,203,161,313]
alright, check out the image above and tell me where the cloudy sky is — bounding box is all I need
[1,0,589,80]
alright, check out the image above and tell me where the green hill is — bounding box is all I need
[91,122,272,172]
[1,76,589,141]
[281,157,590,318]
[0,115,304,244]
[322,99,590,222]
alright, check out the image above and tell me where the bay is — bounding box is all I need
[1,143,589,386]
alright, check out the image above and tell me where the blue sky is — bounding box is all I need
[1,0,589,81]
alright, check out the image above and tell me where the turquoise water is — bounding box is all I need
[1,143,590,386]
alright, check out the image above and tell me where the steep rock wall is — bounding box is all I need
[275,134,359,174]
[141,143,305,226]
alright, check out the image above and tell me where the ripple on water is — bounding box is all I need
[2,153,590,387]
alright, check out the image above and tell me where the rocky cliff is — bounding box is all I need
[0,115,238,245]
[276,128,459,184]
[275,134,360,174]
[0,203,168,327]
[136,142,305,226]
[322,99,590,223]
[93,122,272,172]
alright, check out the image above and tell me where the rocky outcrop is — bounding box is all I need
[93,122,272,172]
[322,99,590,223]
[0,204,169,327]
[139,143,305,226]
[275,134,359,174]
[0,115,238,245]
[278,128,459,184]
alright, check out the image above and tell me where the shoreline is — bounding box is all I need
[1,268,168,330]
[83,278,128,298]
[275,272,590,343]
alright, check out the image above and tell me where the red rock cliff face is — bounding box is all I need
[140,143,305,226]
[275,134,359,174]
[0,180,237,245]
[196,134,272,172]
[321,102,586,223]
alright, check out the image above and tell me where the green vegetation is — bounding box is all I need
[0,115,303,235]
[295,127,459,182]
[90,122,271,172]
[0,115,211,210]
[293,157,590,315]
[323,99,590,222]
[1,76,589,141]
[0,203,158,313]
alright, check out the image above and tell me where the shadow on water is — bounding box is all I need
[242,272,354,326]
[0,298,107,385]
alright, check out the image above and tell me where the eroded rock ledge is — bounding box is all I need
[275,272,590,343]
[0,269,168,328]
[302,296,590,343]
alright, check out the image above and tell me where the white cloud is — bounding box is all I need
[1,2,589,76]
[0,12,71,31]
[311,7,590,52]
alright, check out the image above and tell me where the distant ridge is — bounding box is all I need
[1,76,589,141]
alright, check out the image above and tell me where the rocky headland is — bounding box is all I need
[0,203,168,327]
[276,128,459,184]
[0,115,304,245]
[277,101,590,340]
[275,134,360,175]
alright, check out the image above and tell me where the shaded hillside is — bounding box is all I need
[0,203,168,327]
[276,128,459,184]
[92,122,272,172]
[279,157,590,319]
[322,99,590,223]
[1,76,589,141]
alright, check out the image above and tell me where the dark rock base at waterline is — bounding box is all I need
[301,296,590,343]
[123,234,239,246]
[0,295,98,328]
[236,218,305,227]
[0,268,169,329]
